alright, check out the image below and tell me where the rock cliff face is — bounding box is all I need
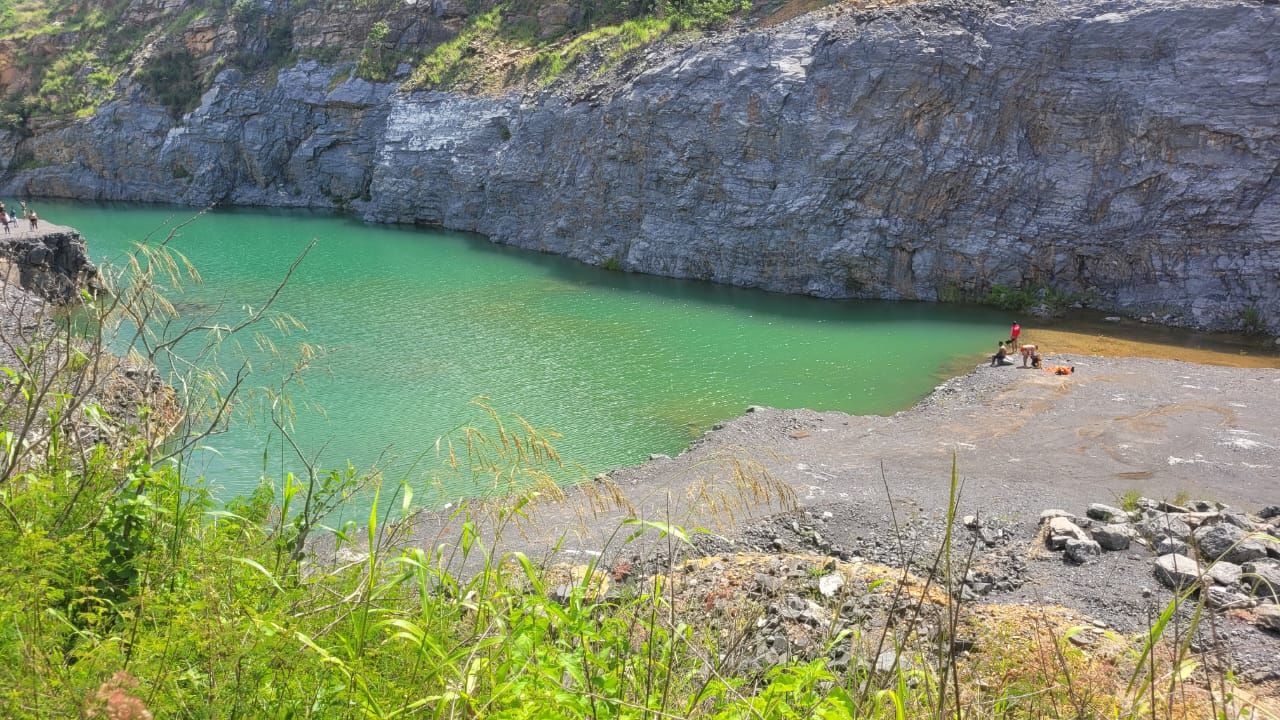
[0,224,99,303]
[3,0,1279,332]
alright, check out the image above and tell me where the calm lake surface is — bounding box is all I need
[39,200,1010,505]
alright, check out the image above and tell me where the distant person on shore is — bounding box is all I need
[990,342,1013,367]
[8,209,15,225]
[1019,343,1038,367]
[1009,320,1021,346]
[1030,350,1043,369]
[0,212,9,235]
[27,209,38,230]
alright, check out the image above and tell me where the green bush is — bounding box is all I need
[1240,305,1265,335]
[356,19,395,80]
[136,48,204,119]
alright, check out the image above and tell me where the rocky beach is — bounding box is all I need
[400,353,1280,687]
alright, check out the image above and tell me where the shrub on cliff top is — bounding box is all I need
[136,48,204,119]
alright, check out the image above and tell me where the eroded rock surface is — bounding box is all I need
[3,0,1279,331]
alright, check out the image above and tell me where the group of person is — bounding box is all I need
[0,200,38,234]
[989,321,1074,375]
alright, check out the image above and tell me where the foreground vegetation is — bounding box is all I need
[0,239,1274,719]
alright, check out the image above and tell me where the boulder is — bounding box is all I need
[1091,524,1134,551]
[1261,535,1280,560]
[1260,506,1280,520]
[1243,561,1280,600]
[1204,586,1253,610]
[1047,517,1089,550]
[1221,512,1256,531]
[1156,537,1189,556]
[1065,538,1102,565]
[1255,605,1280,633]
[817,574,844,598]
[1039,509,1076,524]
[1207,561,1243,586]
[1193,523,1266,564]
[1180,512,1220,529]
[1153,554,1202,590]
[537,2,577,38]
[1087,504,1127,523]
[1136,514,1193,543]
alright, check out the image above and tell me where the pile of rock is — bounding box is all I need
[1038,503,1143,565]
[960,516,1029,597]
[1040,500,1279,628]
[1145,503,1280,616]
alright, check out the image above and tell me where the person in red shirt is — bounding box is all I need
[1009,321,1021,345]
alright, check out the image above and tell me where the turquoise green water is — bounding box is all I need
[38,200,1008,504]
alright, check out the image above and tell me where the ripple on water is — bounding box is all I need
[38,200,1274,510]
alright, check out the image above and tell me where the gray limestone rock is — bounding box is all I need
[1255,605,1280,633]
[1064,538,1102,565]
[1153,554,1202,591]
[817,573,844,598]
[1047,517,1089,551]
[3,0,1279,333]
[1193,523,1266,564]
[1137,514,1193,543]
[1243,561,1280,601]
[1087,504,1127,523]
[1039,509,1076,524]
[1207,561,1243,587]
[1204,586,1253,611]
[1156,537,1189,556]
[1091,524,1134,551]
[0,225,98,302]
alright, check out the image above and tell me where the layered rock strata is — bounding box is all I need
[2,0,1278,332]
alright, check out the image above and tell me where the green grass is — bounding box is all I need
[1119,489,1142,512]
[407,0,751,91]
[522,16,676,84]
[406,7,504,89]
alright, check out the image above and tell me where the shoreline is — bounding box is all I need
[406,353,1280,554]
[393,352,1280,681]
[20,197,1280,344]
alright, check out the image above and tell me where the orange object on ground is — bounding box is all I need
[1046,365,1074,375]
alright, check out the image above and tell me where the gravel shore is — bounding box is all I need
[402,354,1280,679]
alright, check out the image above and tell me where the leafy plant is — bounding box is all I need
[1119,489,1142,512]
[136,48,204,119]
[1240,305,1265,335]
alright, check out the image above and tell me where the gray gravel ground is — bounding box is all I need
[404,355,1280,679]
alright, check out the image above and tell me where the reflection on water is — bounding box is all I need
[32,199,1277,509]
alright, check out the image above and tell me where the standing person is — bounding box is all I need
[0,211,9,235]
[1009,320,1021,346]
[27,208,38,230]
